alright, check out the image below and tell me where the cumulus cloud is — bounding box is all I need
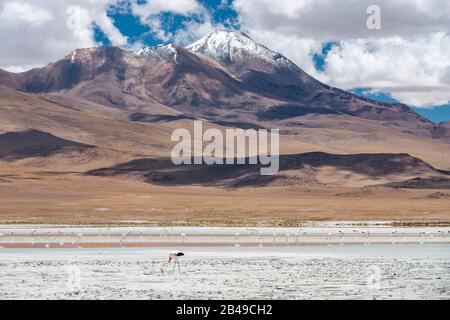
[172,19,218,45]
[234,0,450,40]
[0,1,53,26]
[130,0,220,46]
[319,33,450,106]
[0,0,127,71]
[440,67,450,85]
[131,0,201,19]
[233,0,450,107]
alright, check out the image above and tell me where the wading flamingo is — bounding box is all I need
[160,250,184,274]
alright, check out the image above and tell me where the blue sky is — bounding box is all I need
[96,0,239,46]
[350,89,450,124]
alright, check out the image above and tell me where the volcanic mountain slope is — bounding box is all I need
[187,32,422,122]
[0,87,185,163]
[0,45,258,117]
[2,83,450,170]
[0,31,447,142]
[435,121,450,139]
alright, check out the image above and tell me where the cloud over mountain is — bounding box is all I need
[232,0,450,107]
[0,0,125,72]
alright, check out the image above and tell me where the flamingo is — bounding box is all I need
[160,250,184,274]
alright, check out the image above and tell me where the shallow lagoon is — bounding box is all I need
[0,244,449,299]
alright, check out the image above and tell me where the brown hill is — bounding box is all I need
[382,177,450,189]
[87,152,448,188]
[0,86,175,157]
[0,129,92,161]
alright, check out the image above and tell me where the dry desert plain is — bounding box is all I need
[1,162,449,226]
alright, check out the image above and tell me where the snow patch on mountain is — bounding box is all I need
[186,30,299,70]
[70,51,76,64]
[133,44,179,64]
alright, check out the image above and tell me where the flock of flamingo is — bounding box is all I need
[0,227,449,274]
[0,227,449,248]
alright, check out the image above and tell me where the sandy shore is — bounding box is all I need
[1,224,449,248]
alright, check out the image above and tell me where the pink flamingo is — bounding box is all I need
[160,250,184,274]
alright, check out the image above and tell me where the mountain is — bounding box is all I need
[440,121,450,128]
[186,31,302,74]
[0,32,449,165]
[0,31,444,140]
[1,31,449,166]
[185,32,444,137]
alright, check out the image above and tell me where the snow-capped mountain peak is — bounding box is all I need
[186,30,298,70]
[132,31,299,70]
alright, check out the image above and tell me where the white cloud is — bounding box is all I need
[234,0,450,40]
[0,1,53,25]
[95,10,128,46]
[131,0,200,19]
[319,34,450,106]
[388,88,450,108]
[0,0,127,71]
[440,67,450,85]
[3,64,42,73]
[233,0,450,107]
[172,18,221,46]
[130,0,214,45]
